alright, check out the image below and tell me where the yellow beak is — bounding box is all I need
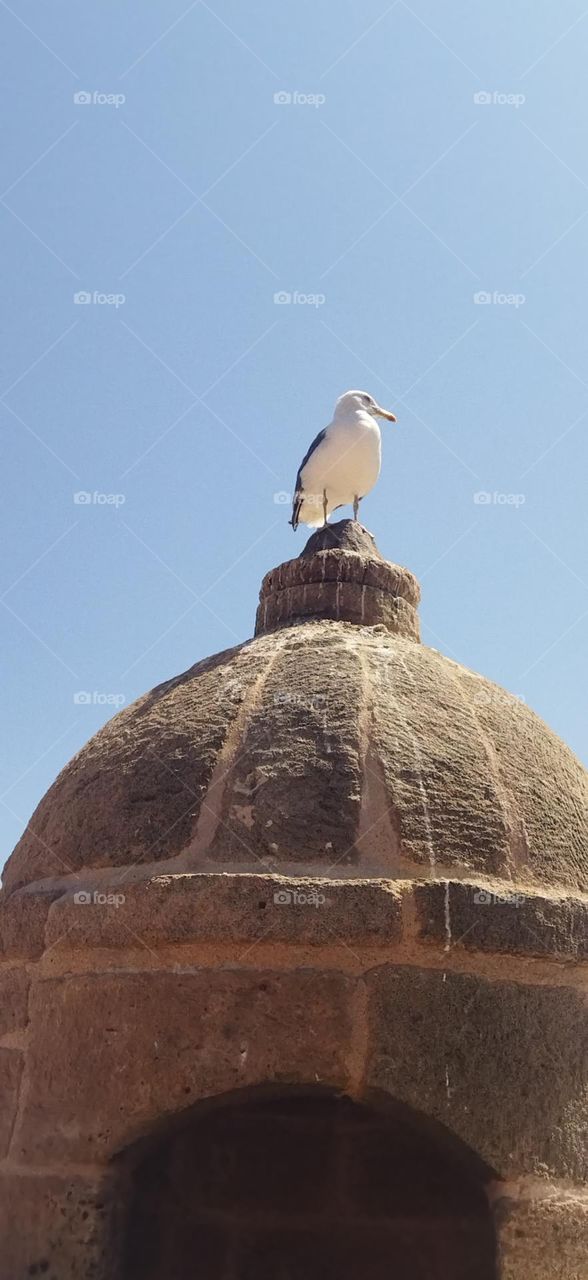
[376,406,397,422]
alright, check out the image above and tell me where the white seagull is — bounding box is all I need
[291,389,397,529]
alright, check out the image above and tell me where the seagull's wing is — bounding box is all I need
[291,427,327,529]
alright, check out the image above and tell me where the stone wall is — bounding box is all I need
[0,870,586,1278]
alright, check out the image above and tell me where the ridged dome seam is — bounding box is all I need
[450,667,530,879]
[182,632,293,867]
[351,639,408,873]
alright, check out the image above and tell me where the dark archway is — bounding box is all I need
[117,1088,497,1279]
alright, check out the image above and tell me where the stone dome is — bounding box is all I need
[4,521,588,896]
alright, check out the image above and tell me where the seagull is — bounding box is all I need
[291,389,397,529]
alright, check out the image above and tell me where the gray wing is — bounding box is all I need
[291,427,327,529]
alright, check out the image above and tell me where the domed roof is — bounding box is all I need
[4,523,588,895]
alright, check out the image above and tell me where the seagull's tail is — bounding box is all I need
[292,491,328,529]
[291,493,303,531]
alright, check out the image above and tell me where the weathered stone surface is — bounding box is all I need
[364,639,513,875]
[0,885,60,957]
[15,970,357,1162]
[300,520,388,560]
[4,543,588,893]
[415,879,588,959]
[0,1048,23,1156]
[454,664,588,895]
[367,965,588,1182]
[0,966,29,1036]
[2,637,275,891]
[206,627,366,867]
[45,872,403,950]
[0,1171,121,1280]
[257,575,421,640]
[495,1192,588,1280]
[255,520,421,640]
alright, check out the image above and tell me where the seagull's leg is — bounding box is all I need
[322,489,328,527]
[353,496,359,521]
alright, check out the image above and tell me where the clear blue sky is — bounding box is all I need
[2,0,587,869]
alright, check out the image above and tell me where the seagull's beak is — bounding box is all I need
[375,404,397,422]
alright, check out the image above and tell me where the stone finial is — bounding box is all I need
[299,520,385,560]
[254,518,421,639]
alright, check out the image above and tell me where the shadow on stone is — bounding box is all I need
[114,1085,498,1280]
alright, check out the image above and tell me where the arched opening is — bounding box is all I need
[116,1086,497,1279]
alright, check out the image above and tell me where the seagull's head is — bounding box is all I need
[335,389,397,422]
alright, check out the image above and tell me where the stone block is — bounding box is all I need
[0,887,61,959]
[0,966,29,1036]
[0,1170,120,1280]
[367,965,588,1182]
[415,879,588,960]
[44,872,403,950]
[14,969,357,1163]
[495,1191,588,1280]
[0,1048,23,1157]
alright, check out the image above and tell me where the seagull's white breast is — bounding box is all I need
[301,410,382,514]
